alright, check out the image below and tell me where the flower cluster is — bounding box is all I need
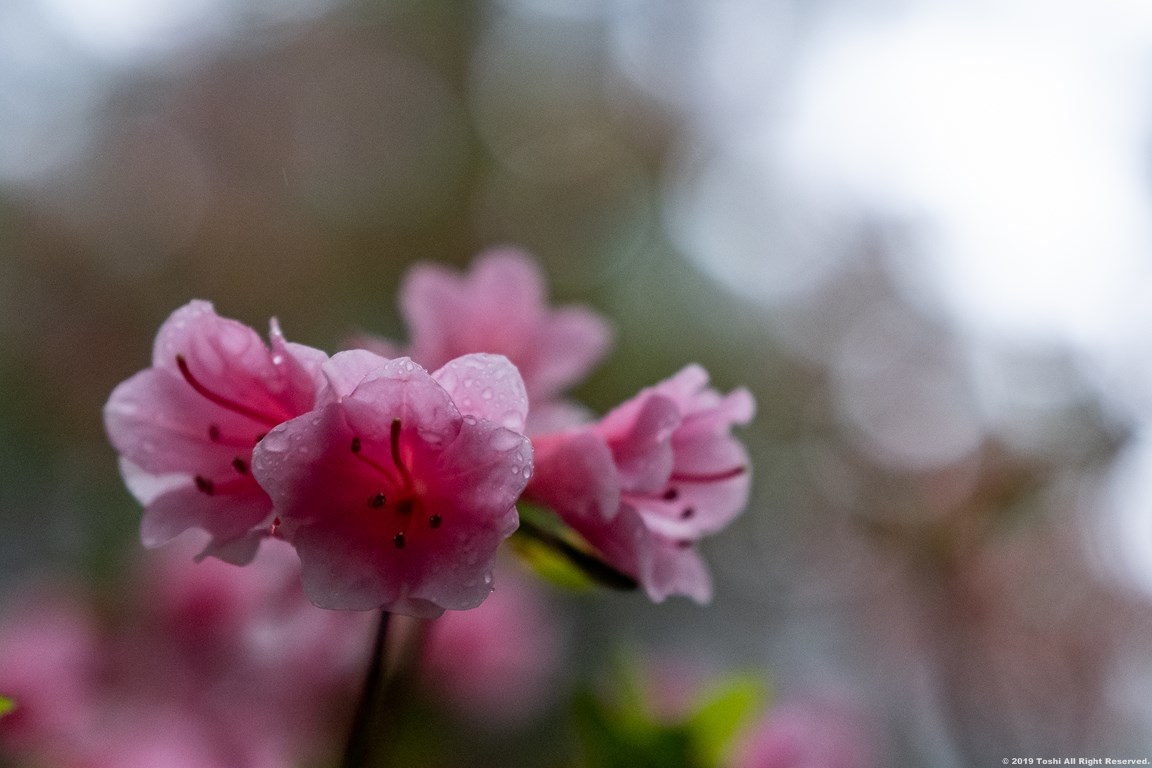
[0,540,372,767]
[104,248,755,614]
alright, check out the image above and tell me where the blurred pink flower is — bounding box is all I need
[356,248,612,421]
[0,592,98,753]
[104,300,327,563]
[252,351,532,615]
[729,701,876,768]
[0,540,370,768]
[528,364,754,602]
[420,564,567,729]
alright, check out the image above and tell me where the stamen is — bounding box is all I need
[393,532,406,549]
[396,498,414,516]
[675,539,693,549]
[194,475,215,495]
[369,492,386,509]
[269,516,281,537]
[208,424,221,442]
[232,457,248,475]
[389,419,413,487]
[662,488,679,501]
[680,507,695,520]
[429,514,442,529]
[669,466,747,484]
[350,436,402,482]
[175,355,281,427]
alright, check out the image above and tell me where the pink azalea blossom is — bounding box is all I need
[420,563,567,728]
[728,700,876,768]
[0,592,98,753]
[0,540,370,768]
[356,248,612,414]
[252,350,533,616]
[527,364,754,602]
[103,300,327,563]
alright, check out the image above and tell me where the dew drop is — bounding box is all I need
[488,430,521,451]
[481,388,493,400]
[271,354,284,365]
[463,378,474,388]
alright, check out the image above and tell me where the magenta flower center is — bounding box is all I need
[350,418,441,550]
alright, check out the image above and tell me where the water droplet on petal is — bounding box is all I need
[488,430,521,451]
[271,354,284,365]
[481,388,493,400]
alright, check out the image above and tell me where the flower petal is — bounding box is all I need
[432,353,529,433]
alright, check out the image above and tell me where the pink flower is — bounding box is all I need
[420,564,567,728]
[252,350,533,616]
[356,248,612,413]
[0,540,371,768]
[527,365,754,602]
[728,701,876,768]
[0,592,98,753]
[103,301,327,563]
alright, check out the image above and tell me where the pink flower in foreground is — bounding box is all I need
[356,248,612,413]
[252,351,533,616]
[728,701,876,768]
[103,301,326,563]
[420,564,567,728]
[527,365,754,602]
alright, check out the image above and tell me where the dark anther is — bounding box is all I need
[393,532,406,549]
[662,488,679,501]
[232,457,249,475]
[194,475,215,495]
[429,514,442,529]
[351,436,362,454]
[676,539,693,549]
[208,424,221,442]
[369,492,386,509]
[680,507,695,520]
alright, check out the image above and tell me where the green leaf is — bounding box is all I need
[512,504,639,592]
[571,689,700,768]
[686,676,768,768]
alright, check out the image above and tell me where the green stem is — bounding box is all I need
[341,610,390,768]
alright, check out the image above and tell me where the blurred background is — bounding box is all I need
[4,0,1152,764]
